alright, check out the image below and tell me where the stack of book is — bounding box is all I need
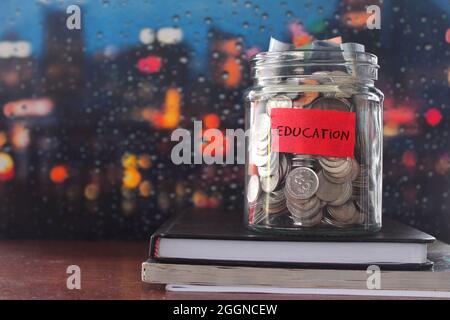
[142,209,450,298]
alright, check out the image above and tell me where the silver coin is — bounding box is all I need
[323,171,352,184]
[318,156,348,168]
[328,181,352,206]
[288,195,319,212]
[266,95,293,116]
[322,216,350,228]
[263,199,286,214]
[349,208,366,225]
[258,152,279,176]
[247,175,261,203]
[292,154,315,160]
[327,201,357,223]
[251,152,269,167]
[255,137,270,153]
[285,167,319,200]
[310,97,351,112]
[323,208,365,227]
[254,113,271,141]
[287,197,321,219]
[315,171,344,202]
[350,158,360,181]
[327,161,353,178]
[260,171,280,193]
[291,209,323,227]
[320,158,352,175]
[270,189,286,200]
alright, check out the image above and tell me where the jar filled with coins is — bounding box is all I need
[245,42,383,235]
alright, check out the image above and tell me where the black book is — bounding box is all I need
[148,209,435,270]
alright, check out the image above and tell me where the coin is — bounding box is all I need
[257,152,279,177]
[291,209,323,227]
[310,97,351,112]
[320,158,352,174]
[319,156,348,168]
[288,195,320,211]
[285,167,319,200]
[266,95,292,115]
[315,171,343,202]
[328,181,352,206]
[287,197,321,219]
[350,158,360,181]
[292,154,314,160]
[247,175,261,203]
[260,171,280,193]
[262,191,287,214]
[254,113,271,141]
[323,206,365,227]
[349,208,366,224]
[251,152,269,167]
[292,79,319,108]
[327,201,357,222]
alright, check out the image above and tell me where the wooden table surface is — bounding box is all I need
[0,240,426,300]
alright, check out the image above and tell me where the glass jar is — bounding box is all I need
[244,47,383,235]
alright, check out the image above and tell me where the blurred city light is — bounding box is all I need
[142,88,181,129]
[0,152,14,181]
[3,98,54,118]
[50,165,69,184]
[0,41,32,59]
[424,108,443,127]
[123,167,142,189]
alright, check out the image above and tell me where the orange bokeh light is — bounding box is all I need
[84,183,100,201]
[11,123,30,150]
[203,113,220,129]
[292,34,313,48]
[343,11,371,29]
[220,39,241,57]
[143,88,181,129]
[50,165,69,184]
[0,132,7,148]
[139,180,153,197]
[0,152,14,181]
[121,153,137,169]
[123,167,142,189]
[138,154,152,169]
[222,57,241,88]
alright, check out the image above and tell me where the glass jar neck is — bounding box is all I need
[251,50,379,87]
[255,75,375,88]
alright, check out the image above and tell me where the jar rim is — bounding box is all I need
[251,50,379,82]
[252,50,379,67]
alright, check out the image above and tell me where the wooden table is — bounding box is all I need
[0,241,424,300]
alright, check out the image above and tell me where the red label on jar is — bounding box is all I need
[270,108,356,157]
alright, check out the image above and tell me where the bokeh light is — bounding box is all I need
[424,108,443,127]
[203,113,221,129]
[84,183,100,201]
[139,180,153,197]
[402,151,417,169]
[123,167,142,189]
[137,55,162,74]
[0,152,14,181]
[50,165,69,184]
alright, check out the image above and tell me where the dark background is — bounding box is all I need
[0,0,449,241]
